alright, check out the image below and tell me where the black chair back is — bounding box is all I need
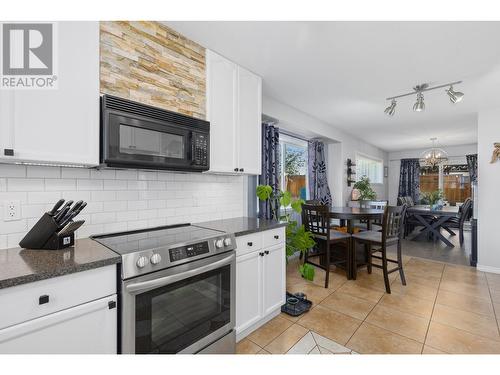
[302,204,330,239]
[382,204,407,244]
[459,199,473,226]
[397,196,407,206]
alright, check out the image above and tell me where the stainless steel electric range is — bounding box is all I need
[92,223,236,354]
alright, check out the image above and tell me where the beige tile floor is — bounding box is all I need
[236,255,500,354]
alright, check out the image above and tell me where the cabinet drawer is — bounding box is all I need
[236,233,262,256]
[0,265,116,330]
[262,227,285,248]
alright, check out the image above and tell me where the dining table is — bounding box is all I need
[406,205,460,247]
[328,206,385,279]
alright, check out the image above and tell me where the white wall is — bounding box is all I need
[0,164,246,249]
[387,144,478,205]
[263,96,388,205]
[477,109,500,273]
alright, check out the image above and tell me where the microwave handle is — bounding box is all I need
[189,131,195,165]
[125,252,235,295]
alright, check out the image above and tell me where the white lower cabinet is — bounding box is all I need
[0,294,117,354]
[235,228,286,341]
[0,265,117,354]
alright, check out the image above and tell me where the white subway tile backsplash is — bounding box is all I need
[61,167,90,179]
[90,191,116,202]
[90,169,116,180]
[8,178,45,192]
[91,212,117,224]
[27,191,61,204]
[1,166,246,249]
[116,170,138,180]
[138,170,157,181]
[104,179,127,190]
[0,164,26,178]
[27,166,60,178]
[77,179,104,191]
[128,200,148,210]
[116,191,139,201]
[45,179,76,191]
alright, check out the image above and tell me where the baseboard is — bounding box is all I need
[476,264,500,274]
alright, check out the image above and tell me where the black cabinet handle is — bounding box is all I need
[108,301,117,310]
[247,242,253,246]
[259,252,264,256]
[264,250,269,255]
[4,149,14,156]
[239,168,244,172]
[274,235,279,239]
[234,168,239,172]
[39,295,49,305]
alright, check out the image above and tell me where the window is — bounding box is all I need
[420,164,471,205]
[279,134,309,200]
[356,153,383,184]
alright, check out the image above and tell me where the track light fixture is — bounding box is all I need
[413,92,425,112]
[384,81,463,116]
[384,99,397,116]
[446,85,464,104]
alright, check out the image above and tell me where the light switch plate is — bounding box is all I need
[4,200,21,221]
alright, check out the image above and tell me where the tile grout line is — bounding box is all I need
[421,264,445,353]
[483,276,500,337]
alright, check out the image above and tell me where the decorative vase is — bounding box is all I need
[351,188,361,201]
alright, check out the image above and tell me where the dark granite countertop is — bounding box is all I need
[0,238,121,290]
[196,217,287,237]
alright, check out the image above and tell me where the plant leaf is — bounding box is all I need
[291,198,304,214]
[256,185,273,201]
[280,190,292,207]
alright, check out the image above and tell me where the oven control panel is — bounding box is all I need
[169,241,210,262]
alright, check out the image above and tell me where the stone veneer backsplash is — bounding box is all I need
[0,164,246,249]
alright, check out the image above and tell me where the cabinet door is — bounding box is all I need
[3,22,99,166]
[0,295,117,354]
[236,66,262,175]
[262,244,286,316]
[235,251,262,334]
[0,91,14,157]
[206,50,237,173]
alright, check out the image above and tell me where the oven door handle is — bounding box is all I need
[125,252,235,295]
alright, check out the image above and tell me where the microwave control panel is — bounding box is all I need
[169,241,210,262]
[192,133,208,166]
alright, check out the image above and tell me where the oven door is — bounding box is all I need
[122,251,235,354]
[104,112,196,170]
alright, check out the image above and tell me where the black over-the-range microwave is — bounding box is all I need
[100,95,210,172]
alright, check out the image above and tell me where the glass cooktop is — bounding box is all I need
[93,224,226,255]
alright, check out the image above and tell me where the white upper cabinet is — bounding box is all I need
[206,49,262,175]
[236,66,262,175]
[206,50,237,173]
[0,22,99,166]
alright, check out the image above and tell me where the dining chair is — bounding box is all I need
[351,204,407,293]
[441,198,473,246]
[302,204,352,287]
[354,200,388,231]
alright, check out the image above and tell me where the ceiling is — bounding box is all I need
[165,21,500,152]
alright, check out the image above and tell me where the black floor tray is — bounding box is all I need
[281,292,313,317]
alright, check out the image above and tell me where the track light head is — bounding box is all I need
[446,85,464,104]
[413,92,425,112]
[384,99,397,116]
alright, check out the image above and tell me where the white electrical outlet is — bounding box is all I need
[4,200,21,221]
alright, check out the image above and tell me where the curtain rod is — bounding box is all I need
[389,155,467,162]
[279,129,312,143]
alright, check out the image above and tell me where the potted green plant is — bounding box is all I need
[256,185,316,280]
[352,176,377,200]
[421,190,445,209]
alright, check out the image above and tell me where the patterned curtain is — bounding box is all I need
[398,158,420,204]
[308,140,332,206]
[466,154,478,182]
[259,123,280,220]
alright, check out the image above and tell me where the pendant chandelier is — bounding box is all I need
[384,81,464,116]
[420,138,449,167]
